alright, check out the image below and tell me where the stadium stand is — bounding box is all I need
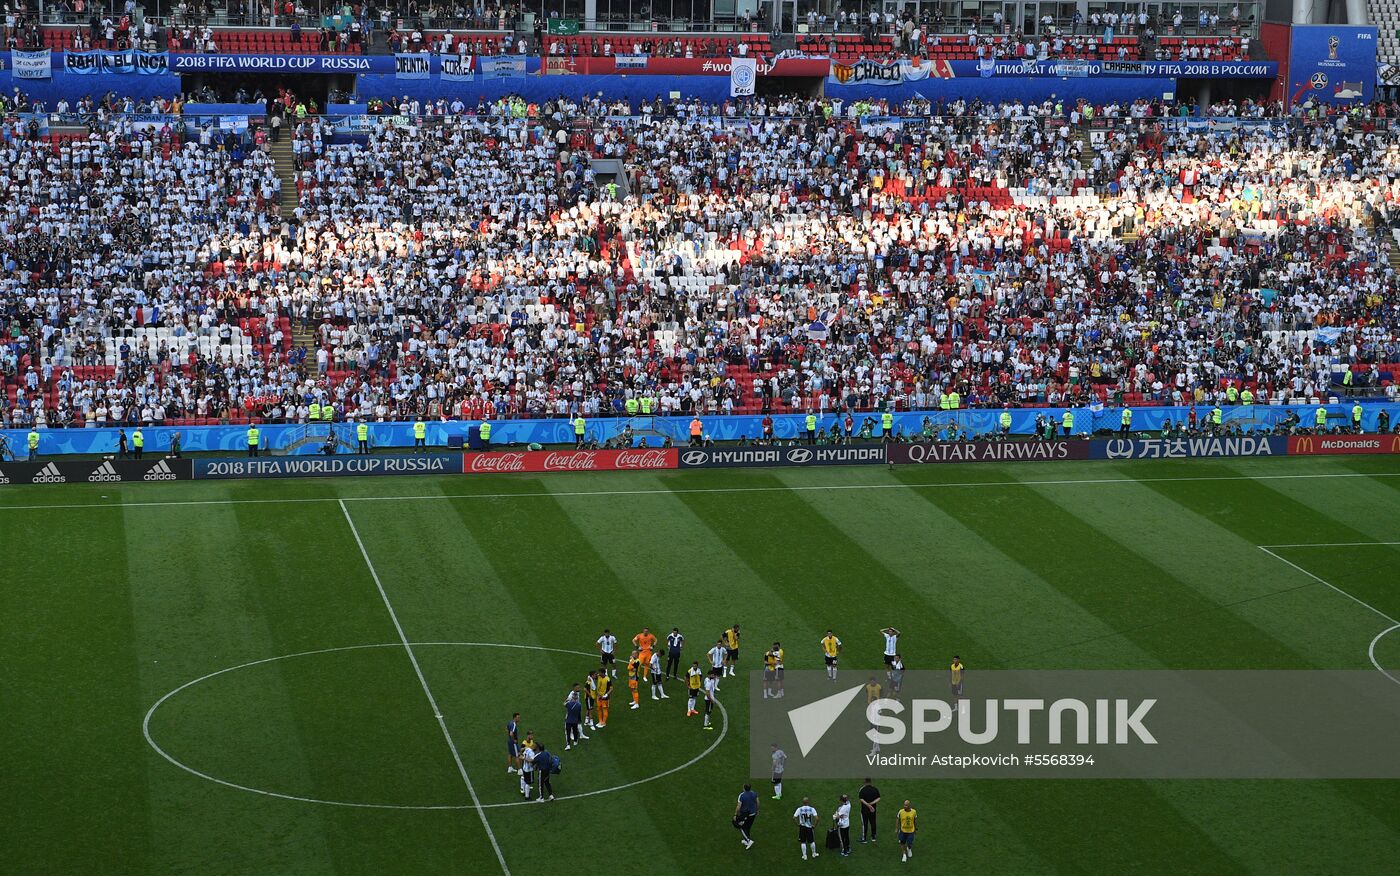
[1,93,1397,429]
[1374,0,1400,65]
[543,34,773,58]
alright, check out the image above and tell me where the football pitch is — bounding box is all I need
[6,455,1400,874]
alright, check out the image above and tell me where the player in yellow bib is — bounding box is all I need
[897,801,918,862]
[685,661,704,717]
[820,630,842,681]
[722,624,740,677]
[595,673,612,728]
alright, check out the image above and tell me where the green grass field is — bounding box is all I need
[6,455,1400,874]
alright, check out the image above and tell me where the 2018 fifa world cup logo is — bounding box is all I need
[1328,36,1339,60]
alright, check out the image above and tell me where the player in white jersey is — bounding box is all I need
[649,650,668,700]
[793,798,820,860]
[702,671,719,731]
[597,628,618,677]
[880,627,900,668]
[707,639,726,690]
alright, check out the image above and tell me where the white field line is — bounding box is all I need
[142,642,729,811]
[1260,542,1400,549]
[340,501,510,874]
[4,469,1400,512]
[1257,545,1400,688]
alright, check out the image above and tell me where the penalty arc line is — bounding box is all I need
[142,642,730,811]
[1257,546,1400,688]
[339,501,510,875]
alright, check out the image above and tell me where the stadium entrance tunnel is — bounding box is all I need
[179,72,352,107]
[143,642,724,809]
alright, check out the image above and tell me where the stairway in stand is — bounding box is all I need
[268,137,298,214]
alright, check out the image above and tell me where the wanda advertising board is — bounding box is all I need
[1288,434,1400,455]
[464,448,677,474]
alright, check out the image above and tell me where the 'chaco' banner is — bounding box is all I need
[829,58,954,86]
[65,50,169,75]
[11,49,52,79]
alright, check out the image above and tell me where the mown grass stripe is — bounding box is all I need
[440,483,689,871]
[124,503,344,873]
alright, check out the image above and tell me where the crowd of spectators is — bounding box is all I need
[2,93,1399,429]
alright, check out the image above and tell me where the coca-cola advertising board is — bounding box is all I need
[464,448,678,474]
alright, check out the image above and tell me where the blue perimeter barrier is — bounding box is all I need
[4,402,1398,457]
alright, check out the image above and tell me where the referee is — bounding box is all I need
[733,783,758,850]
[665,627,684,679]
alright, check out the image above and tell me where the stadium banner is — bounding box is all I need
[1288,434,1400,455]
[194,454,460,480]
[829,58,954,86]
[1287,24,1377,105]
[464,448,677,474]
[729,56,757,95]
[828,58,1276,84]
[64,49,169,75]
[1088,436,1289,460]
[11,49,52,79]
[987,58,1276,78]
[167,53,386,73]
[753,670,1400,779]
[547,18,580,35]
[0,458,191,486]
[4,406,1396,459]
[675,444,885,469]
[480,55,528,79]
[440,54,474,80]
[542,56,579,75]
[526,56,828,77]
[394,53,431,79]
[889,440,1090,465]
[331,114,384,133]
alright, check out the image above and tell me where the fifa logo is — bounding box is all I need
[1328,36,1339,60]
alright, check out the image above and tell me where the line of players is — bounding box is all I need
[504,621,964,805]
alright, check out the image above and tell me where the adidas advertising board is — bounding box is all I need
[0,458,193,485]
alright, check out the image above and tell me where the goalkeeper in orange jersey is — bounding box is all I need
[633,627,657,674]
[628,650,643,710]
